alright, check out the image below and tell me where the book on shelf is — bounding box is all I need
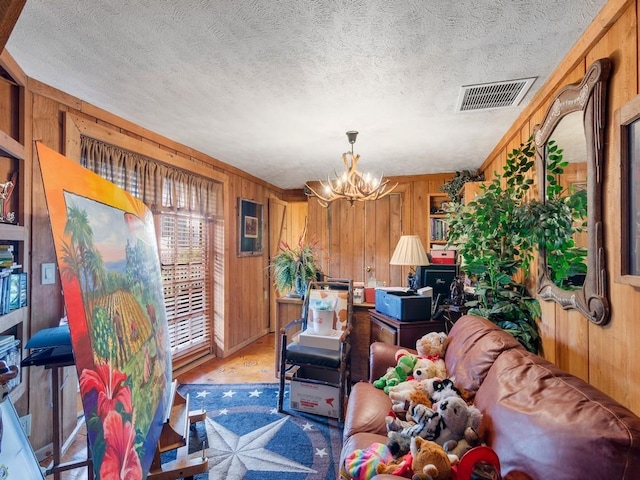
[430,218,449,241]
[19,272,27,308]
[0,271,27,314]
[7,273,19,311]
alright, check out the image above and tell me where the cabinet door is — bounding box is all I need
[397,320,446,349]
[370,316,396,345]
[351,306,372,382]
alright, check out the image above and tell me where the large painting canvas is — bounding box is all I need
[36,142,172,479]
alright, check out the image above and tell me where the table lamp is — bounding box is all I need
[389,235,429,291]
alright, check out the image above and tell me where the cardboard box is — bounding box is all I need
[298,328,341,351]
[290,366,340,418]
[430,249,456,264]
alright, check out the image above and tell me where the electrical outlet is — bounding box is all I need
[19,413,31,437]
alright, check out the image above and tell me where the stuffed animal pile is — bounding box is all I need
[345,331,496,480]
[377,331,450,415]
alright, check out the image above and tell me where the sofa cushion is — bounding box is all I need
[343,382,391,441]
[444,315,523,401]
[474,347,640,480]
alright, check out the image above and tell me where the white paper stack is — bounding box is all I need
[298,328,341,350]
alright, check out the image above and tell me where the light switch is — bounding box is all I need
[42,262,56,285]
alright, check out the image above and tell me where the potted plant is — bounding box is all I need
[269,232,326,298]
[439,169,485,203]
[446,138,587,353]
[446,140,540,352]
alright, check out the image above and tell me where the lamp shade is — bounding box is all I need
[389,235,429,266]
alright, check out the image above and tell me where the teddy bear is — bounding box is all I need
[373,352,418,393]
[376,436,457,480]
[387,378,466,437]
[387,394,482,458]
[411,436,458,480]
[430,378,462,404]
[430,396,482,456]
[388,376,439,415]
[415,331,448,379]
[386,388,433,434]
[387,402,440,457]
[388,376,462,417]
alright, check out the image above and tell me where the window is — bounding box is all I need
[80,136,220,369]
[159,212,212,365]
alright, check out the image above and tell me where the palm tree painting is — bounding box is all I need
[37,142,171,480]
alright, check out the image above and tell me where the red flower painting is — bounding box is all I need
[79,362,132,418]
[100,410,142,480]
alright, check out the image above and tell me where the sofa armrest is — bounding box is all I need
[368,342,417,383]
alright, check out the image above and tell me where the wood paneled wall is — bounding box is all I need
[478,0,640,415]
[307,175,454,287]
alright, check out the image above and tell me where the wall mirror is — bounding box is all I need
[533,58,611,325]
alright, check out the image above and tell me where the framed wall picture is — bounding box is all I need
[615,94,640,286]
[238,198,263,256]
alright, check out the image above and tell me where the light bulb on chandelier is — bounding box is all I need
[305,131,397,207]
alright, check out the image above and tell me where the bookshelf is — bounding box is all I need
[0,62,29,402]
[427,193,451,251]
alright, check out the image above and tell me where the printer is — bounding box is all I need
[374,287,432,321]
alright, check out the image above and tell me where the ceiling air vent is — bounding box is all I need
[456,77,536,112]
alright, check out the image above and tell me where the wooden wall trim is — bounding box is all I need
[65,112,229,183]
[480,0,634,172]
[0,48,25,86]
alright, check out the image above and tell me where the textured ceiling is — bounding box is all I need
[6,0,606,189]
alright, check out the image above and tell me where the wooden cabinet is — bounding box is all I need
[426,193,451,251]
[350,303,374,382]
[369,310,446,350]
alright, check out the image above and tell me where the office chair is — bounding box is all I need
[277,279,353,422]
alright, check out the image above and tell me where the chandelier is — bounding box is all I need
[304,131,397,207]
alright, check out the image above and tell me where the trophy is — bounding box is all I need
[0,172,16,224]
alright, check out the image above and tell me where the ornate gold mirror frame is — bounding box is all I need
[533,58,611,325]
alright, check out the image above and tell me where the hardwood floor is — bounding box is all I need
[41,333,277,479]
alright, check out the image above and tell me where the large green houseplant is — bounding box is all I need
[447,140,540,352]
[269,233,325,298]
[447,137,587,353]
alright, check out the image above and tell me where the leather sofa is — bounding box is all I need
[340,314,640,480]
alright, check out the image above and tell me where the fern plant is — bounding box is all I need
[269,235,325,297]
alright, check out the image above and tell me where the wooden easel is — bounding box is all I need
[148,380,209,480]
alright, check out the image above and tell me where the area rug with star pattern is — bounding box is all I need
[167,382,343,480]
